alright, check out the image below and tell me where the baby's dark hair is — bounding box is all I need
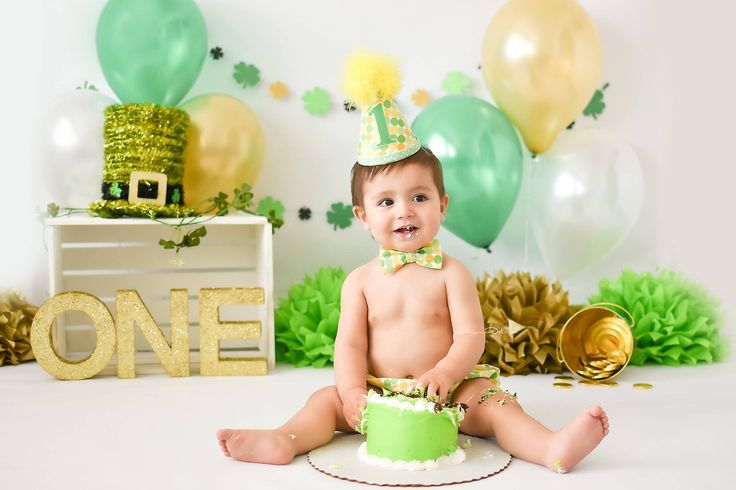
[350,147,445,207]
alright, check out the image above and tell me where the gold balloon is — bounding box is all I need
[481,0,602,154]
[181,93,265,207]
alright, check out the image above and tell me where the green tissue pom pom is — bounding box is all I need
[275,267,346,367]
[589,269,728,366]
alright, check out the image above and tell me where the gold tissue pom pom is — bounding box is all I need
[0,292,38,366]
[476,271,580,375]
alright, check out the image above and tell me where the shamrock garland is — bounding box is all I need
[442,71,471,94]
[302,87,331,116]
[233,61,260,87]
[326,202,353,230]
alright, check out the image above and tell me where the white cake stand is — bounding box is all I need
[308,434,512,486]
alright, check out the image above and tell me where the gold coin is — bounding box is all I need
[578,379,599,385]
[553,383,573,389]
[554,375,574,381]
[599,380,618,387]
[609,349,628,364]
[633,383,653,390]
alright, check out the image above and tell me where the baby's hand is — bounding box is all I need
[341,387,368,430]
[416,368,454,403]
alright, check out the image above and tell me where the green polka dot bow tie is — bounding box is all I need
[379,239,443,274]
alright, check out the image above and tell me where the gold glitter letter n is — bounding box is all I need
[199,288,267,376]
[116,289,190,378]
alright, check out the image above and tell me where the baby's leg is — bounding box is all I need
[453,379,609,473]
[216,385,354,464]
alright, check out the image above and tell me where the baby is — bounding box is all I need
[217,51,608,473]
[217,146,609,473]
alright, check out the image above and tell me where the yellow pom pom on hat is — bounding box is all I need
[342,51,421,167]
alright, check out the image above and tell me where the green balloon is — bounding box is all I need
[96,0,207,106]
[412,95,522,250]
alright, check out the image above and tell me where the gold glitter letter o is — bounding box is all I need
[31,292,116,380]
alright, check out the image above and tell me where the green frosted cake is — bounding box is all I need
[357,390,468,470]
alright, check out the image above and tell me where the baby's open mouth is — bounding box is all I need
[394,225,419,238]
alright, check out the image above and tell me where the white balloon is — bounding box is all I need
[531,129,644,278]
[41,90,117,208]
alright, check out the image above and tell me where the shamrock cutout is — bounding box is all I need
[343,100,357,112]
[109,182,122,198]
[583,82,609,119]
[302,87,331,116]
[412,89,431,107]
[326,202,353,230]
[256,196,285,221]
[233,62,260,88]
[171,188,181,204]
[298,206,312,221]
[210,47,224,60]
[442,72,471,94]
[269,82,289,99]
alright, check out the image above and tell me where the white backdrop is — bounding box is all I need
[0,0,734,340]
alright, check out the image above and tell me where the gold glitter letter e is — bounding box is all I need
[199,288,267,376]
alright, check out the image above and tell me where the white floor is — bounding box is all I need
[1,358,734,489]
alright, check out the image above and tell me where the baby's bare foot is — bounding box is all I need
[546,406,609,473]
[216,429,295,465]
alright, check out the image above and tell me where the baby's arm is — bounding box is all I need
[418,258,485,401]
[334,268,369,428]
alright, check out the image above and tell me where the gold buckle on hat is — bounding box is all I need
[128,171,167,206]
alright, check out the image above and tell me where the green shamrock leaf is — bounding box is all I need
[326,202,353,230]
[171,188,181,204]
[256,196,285,221]
[110,182,122,198]
[583,82,609,119]
[442,71,471,94]
[302,87,331,116]
[233,62,260,87]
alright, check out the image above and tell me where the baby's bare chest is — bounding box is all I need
[363,265,450,324]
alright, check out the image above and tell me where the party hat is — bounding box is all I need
[342,51,421,166]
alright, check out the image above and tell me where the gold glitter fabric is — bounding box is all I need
[0,292,38,366]
[199,288,267,376]
[476,270,580,375]
[116,290,190,379]
[91,103,194,218]
[30,292,116,380]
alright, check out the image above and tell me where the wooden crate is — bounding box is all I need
[45,215,274,375]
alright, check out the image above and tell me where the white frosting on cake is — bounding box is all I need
[365,390,437,413]
[358,442,466,471]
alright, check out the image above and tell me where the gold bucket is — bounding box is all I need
[557,303,635,381]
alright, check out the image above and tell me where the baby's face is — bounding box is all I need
[353,162,448,252]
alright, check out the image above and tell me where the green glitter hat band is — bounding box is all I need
[92,103,193,218]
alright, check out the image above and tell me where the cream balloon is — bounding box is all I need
[180,93,265,207]
[41,90,117,207]
[482,0,602,154]
[530,129,644,278]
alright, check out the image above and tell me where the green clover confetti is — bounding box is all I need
[302,87,331,116]
[442,71,471,94]
[326,202,353,230]
[233,62,260,88]
[583,82,609,119]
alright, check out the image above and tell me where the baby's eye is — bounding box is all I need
[378,198,394,207]
[412,194,428,203]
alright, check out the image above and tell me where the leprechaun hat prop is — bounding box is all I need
[342,51,421,166]
[89,103,194,218]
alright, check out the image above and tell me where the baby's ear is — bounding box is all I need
[440,194,449,221]
[353,205,370,230]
